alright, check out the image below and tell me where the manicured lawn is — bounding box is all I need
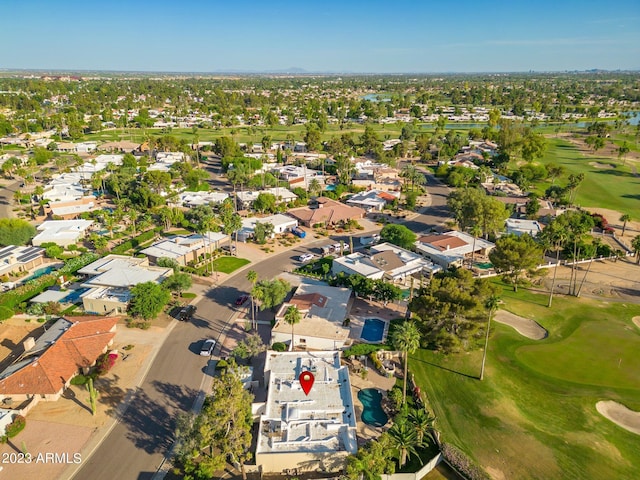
[410,280,640,480]
[533,138,640,215]
[211,256,250,274]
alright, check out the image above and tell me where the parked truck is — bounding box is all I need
[291,227,306,238]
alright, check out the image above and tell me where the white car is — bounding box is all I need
[200,339,216,356]
[298,253,314,263]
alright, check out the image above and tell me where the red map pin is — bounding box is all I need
[299,371,315,395]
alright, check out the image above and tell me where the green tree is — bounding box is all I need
[252,278,290,311]
[246,269,258,328]
[620,214,631,237]
[480,295,500,381]
[283,305,301,351]
[128,282,171,320]
[162,273,192,296]
[388,419,420,468]
[0,218,37,246]
[175,364,253,480]
[380,224,417,250]
[373,280,402,306]
[408,407,436,445]
[447,188,509,239]
[391,320,421,406]
[345,433,395,480]
[632,235,640,265]
[253,192,277,214]
[253,221,274,244]
[230,332,266,361]
[489,234,542,292]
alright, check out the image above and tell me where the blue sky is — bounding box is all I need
[1,0,638,73]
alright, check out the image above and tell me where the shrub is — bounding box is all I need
[271,342,287,352]
[215,359,228,370]
[0,306,14,321]
[4,415,26,438]
[181,292,196,299]
[343,343,392,358]
[70,374,89,386]
[441,443,491,480]
[94,352,118,376]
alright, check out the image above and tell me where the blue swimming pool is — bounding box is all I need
[358,388,388,427]
[62,287,91,303]
[360,318,385,342]
[22,266,56,282]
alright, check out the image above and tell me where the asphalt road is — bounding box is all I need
[70,246,314,480]
[0,179,19,219]
[70,175,449,480]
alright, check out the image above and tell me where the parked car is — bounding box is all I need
[235,294,249,305]
[200,339,216,356]
[221,244,237,255]
[298,253,314,263]
[177,305,197,321]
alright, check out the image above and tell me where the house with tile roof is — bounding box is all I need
[415,231,496,268]
[0,316,118,406]
[287,198,365,228]
[346,189,400,212]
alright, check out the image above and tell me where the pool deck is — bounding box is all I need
[348,297,408,344]
[346,356,399,444]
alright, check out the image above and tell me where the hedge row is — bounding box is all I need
[112,229,160,254]
[0,415,26,442]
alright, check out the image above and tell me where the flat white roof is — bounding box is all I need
[258,351,357,455]
[241,214,298,230]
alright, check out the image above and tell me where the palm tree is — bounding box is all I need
[308,178,322,197]
[480,295,500,381]
[620,214,631,237]
[391,321,421,405]
[468,224,482,268]
[283,305,301,351]
[246,270,258,329]
[388,420,419,468]
[408,408,436,445]
[632,235,640,265]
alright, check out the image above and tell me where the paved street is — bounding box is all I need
[68,176,449,480]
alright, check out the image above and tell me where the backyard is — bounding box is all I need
[410,281,640,480]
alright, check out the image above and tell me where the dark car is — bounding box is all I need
[235,294,249,306]
[200,339,216,356]
[178,305,197,321]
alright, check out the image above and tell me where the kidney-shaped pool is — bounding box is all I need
[358,388,388,427]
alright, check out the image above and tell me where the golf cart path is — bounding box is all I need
[494,310,548,340]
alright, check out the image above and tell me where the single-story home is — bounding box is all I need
[32,220,94,247]
[141,232,228,266]
[506,218,543,237]
[0,316,118,405]
[414,231,496,268]
[238,214,298,242]
[78,255,173,314]
[288,198,365,228]
[346,190,399,212]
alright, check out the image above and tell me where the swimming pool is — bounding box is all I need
[62,287,91,303]
[22,266,56,282]
[358,388,388,427]
[360,318,386,343]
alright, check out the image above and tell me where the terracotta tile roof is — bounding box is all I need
[0,316,119,396]
[288,199,365,225]
[419,234,467,251]
[377,191,397,201]
[290,293,328,310]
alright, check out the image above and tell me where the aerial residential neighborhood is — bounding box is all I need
[0,3,639,480]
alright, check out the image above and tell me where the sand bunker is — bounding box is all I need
[596,401,640,435]
[588,161,615,169]
[632,316,640,329]
[494,310,548,340]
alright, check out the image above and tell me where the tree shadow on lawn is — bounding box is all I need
[411,355,479,380]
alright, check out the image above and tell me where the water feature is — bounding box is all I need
[360,318,386,343]
[22,266,56,283]
[358,388,388,427]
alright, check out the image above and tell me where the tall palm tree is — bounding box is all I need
[468,224,482,268]
[388,420,419,468]
[620,214,631,237]
[246,270,258,329]
[480,295,500,381]
[283,305,301,351]
[408,408,436,445]
[391,321,421,406]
